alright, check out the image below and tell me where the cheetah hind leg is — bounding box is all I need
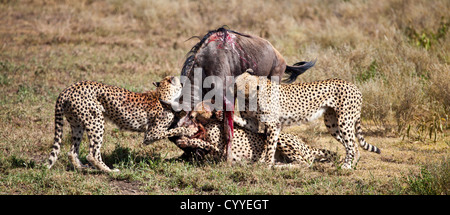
[338,116,359,169]
[84,114,119,173]
[67,125,90,170]
[324,110,358,169]
[323,108,345,145]
[276,140,312,167]
[313,148,338,163]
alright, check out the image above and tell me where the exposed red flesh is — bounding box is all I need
[224,98,234,163]
[191,123,206,140]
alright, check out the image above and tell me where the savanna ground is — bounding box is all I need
[0,0,449,195]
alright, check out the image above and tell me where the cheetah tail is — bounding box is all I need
[47,95,65,169]
[355,118,381,154]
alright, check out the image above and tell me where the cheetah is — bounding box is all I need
[234,69,380,169]
[175,100,336,166]
[46,76,197,172]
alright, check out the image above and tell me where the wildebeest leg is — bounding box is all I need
[222,68,236,164]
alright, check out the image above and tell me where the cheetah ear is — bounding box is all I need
[245,68,255,75]
[168,76,174,84]
[153,82,160,88]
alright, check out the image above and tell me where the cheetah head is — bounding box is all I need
[153,76,182,109]
[176,100,219,142]
[190,100,215,124]
[235,69,260,99]
[178,99,222,128]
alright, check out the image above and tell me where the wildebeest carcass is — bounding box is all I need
[178,27,315,163]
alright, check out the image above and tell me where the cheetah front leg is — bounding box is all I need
[259,122,281,165]
[175,136,221,159]
[143,111,198,145]
[143,126,198,145]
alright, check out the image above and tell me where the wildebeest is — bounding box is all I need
[179,27,315,162]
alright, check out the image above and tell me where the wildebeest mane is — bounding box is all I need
[181,26,251,76]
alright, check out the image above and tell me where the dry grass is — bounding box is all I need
[0,0,449,195]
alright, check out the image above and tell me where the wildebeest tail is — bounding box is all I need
[283,59,316,83]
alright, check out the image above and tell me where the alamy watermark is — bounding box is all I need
[171,67,281,118]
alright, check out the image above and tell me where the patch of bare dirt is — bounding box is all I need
[110,180,146,195]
